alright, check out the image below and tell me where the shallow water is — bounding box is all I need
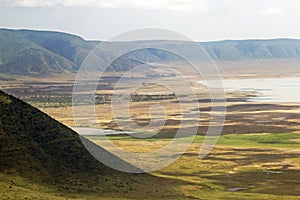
[70,126,134,136]
[198,77,300,102]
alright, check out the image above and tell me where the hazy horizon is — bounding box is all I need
[0,0,299,42]
[1,27,300,43]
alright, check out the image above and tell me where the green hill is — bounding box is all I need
[16,29,98,66]
[0,89,126,189]
[0,29,145,76]
[0,28,300,76]
[0,90,182,199]
[0,29,77,75]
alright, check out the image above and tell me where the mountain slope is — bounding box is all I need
[201,39,300,61]
[0,91,126,186]
[0,89,120,183]
[1,28,300,76]
[17,29,97,66]
[0,29,145,75]
[0,90,185,199]
[0,29,77,75]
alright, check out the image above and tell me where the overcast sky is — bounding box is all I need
[0,0,299,41]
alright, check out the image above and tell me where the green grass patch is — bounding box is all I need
[89,132,300,149]
[214,132,300,148]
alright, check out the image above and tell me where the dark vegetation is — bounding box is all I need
[0,90,177,198]
[0,90,118,188]
[2,82,176,107]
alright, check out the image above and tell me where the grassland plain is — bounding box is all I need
[88,133,300,199]
[38,100,300,198]
[38,98,300,199]
[2,77,300,199]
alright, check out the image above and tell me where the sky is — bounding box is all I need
[0,0,299,41]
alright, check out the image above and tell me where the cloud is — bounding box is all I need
[0,0,210,12]
[261,6,283,15]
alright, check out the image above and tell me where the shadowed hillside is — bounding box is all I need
[0,90,112,182]
[0,90,183,199]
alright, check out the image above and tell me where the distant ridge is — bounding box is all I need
[0,28,300,76]
[201,38,300,60]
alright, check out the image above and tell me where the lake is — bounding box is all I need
[70,126,134,136]
[198,77,300,103]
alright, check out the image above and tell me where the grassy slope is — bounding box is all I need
[17,29,96,66]
[0,29,76,75]
[0,90,186,199]
[0,29,145,76]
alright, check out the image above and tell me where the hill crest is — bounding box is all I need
[0,28,300,76]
